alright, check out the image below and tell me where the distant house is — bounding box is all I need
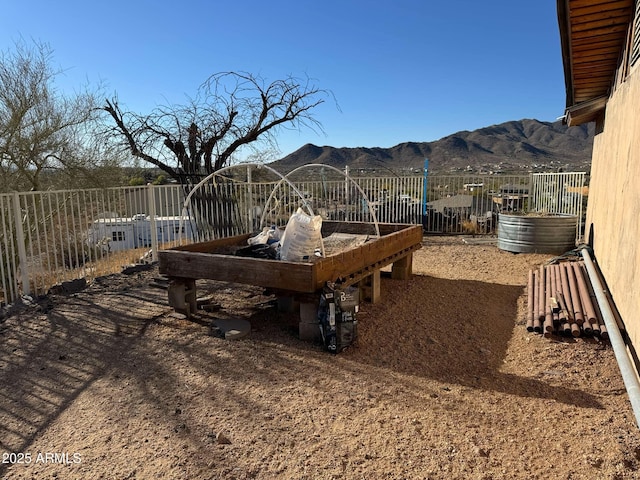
[493,184,529,211]
[498,184,529,196]
[427,194,496,218]
[427,194,474,214]
[463,183,483,192]
[557,2,639,358]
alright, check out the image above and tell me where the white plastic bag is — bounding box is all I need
[279,208,323,262]
[247,226,271,245]
[248,225,281,246]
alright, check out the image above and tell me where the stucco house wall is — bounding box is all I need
[587,65,640,348]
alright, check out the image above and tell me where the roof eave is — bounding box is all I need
[557,0,575,108]
[565,95,608,126]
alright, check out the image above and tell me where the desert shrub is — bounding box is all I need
[462,219,478,234]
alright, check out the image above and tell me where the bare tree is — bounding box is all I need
[102,72,329,186]
[0,39,104,192]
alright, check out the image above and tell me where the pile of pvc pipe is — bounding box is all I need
[526,260,623,339]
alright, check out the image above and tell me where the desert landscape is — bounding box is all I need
[1,235,639,479]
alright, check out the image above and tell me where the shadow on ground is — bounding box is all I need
[0,269,604,477]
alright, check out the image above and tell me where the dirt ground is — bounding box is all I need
[1,235,640,480]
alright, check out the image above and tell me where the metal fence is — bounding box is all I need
[421,171,586,236]
[0,186,187,305]
[0,169,585,306]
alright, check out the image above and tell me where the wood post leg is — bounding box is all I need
[167,278,197,317]
[391,253,413,280]
[359,269,381,303]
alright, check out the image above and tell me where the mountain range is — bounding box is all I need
[272,119,595,175]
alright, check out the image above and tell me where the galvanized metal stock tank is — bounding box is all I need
[497,213,578,254]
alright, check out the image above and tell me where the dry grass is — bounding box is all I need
[461,219,479,234]
[26,247,151,298]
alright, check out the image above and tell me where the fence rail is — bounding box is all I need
[0,169,585,306]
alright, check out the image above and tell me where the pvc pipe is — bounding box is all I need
[582,259,608,339]
[581,247,640,429]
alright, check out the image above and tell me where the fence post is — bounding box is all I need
[147,184,158,261]
[527,173,534,213]
[344,165,350,219]
[577,172,585,242]
[11,192,30,296]
[247,165,254,231]
[422,158,429,217]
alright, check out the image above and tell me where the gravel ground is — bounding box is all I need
[1,235,639,480]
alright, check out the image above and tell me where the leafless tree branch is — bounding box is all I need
[101,71,330,185]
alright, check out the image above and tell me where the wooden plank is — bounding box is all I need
[159,222,423,294]
[571,23,628,38]
[572,18,630,34]
[321,244,422,290]
[392,253,413,280]
[572,5,632,22]
[314,225,422,287]
[569,0,632,11]
[574,51,623,64]
[159,250,316,292]
[359,269,381,303]
[572,31,627,46]
[572,37,626,52]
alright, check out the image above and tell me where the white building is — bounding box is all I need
[87,214,195,252]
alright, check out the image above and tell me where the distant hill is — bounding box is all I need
[272,119,595,175]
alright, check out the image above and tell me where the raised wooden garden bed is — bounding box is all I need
[158,221,423,316]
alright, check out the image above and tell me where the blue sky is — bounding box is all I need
[1,1,565,158]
